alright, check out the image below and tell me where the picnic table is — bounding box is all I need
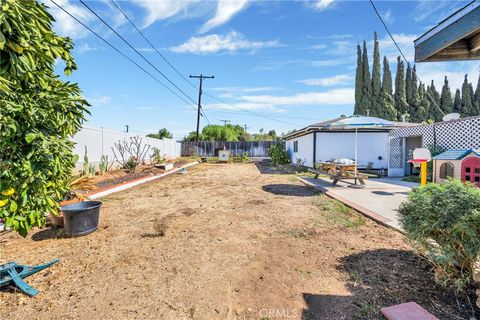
[309,162,368,187]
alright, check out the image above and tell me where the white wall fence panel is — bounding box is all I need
[72,126,181,165]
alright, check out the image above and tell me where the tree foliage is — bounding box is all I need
[0,0,89,236]
[399,180,480,291]
[146,128,173,140]
[355,32,480,122]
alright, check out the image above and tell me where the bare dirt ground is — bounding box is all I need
[1,163,478,319]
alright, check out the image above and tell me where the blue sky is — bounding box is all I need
[46,0,479,139]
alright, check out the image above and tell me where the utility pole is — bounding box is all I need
[220,120,231,126]
[244,124,248,132]
[125,124,129,133]
[189,74,214,142]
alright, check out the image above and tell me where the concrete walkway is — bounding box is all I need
[299,176,419,231]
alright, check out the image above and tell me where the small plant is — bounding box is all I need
[269,143,290,165]
[124,157,138,174]
[150,147,166,165]
[399,179,480,292]
[81,146,96,177]
[112,136,151,174]
[296,158,306,166]
[242,152,249,162]
[98,155,112,175]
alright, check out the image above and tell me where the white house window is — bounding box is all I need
[293,141,298,152]
[439,162,454,179]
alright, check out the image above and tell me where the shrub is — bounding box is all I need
[269,143,290,165]
[399,179,480,291]
[0,1,89,236]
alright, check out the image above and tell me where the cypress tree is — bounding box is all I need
[380,56,396,120]
[361,40,372,115]
[371,32,382,116]
[394,56,408,120]
[474,72,480,115]
[409,65,420,121]
[427,80,441,121]
[416,83,428,123]
[354,44,363,115]
[453,89,462,113]
[440,76,453,114]
[461,74,474,115]
[405,63,413,106]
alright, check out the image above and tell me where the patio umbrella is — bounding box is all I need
[323,116,394,178]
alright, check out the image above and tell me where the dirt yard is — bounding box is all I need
[1,163,478,319]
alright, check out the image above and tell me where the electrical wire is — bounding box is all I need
[79,0,198,106]
[49,0,198,112]
[369,0,445,116]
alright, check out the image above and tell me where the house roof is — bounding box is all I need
[414,0,480,62]
[433,149,480,160]
[284,116,417,140]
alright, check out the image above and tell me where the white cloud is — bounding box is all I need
[312,0,335,11]
[88,95,112,106]
[205,88,354,111]
[44,0,94,38]
[76,43,100,53]
[296,74,354,86]
[134,0,199,28]
[210,86,280,93]
[381,9,394,25]
[377,33,418,62]
[200,0,249,33]
[170,31,280,54]
[416,62,480,91]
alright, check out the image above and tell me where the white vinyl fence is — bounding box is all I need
[72,127,181,167]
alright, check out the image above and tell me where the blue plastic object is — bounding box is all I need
[0,259,59,296]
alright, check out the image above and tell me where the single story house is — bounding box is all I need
[388,116,480,177]
[432,149,480,187]
[284,116,413,170]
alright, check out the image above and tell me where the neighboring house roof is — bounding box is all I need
[284,116,417,140]
[433,149,480,160]
[414,0,480,62]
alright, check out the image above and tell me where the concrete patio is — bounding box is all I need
[299,176,419,231]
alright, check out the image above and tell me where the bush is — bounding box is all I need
[0,1,89,236]
[399,179,480,291]
[269,143,290,165]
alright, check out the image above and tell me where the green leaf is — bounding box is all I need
[0,31,5,50]
[9,201,17,212]
[25,132,37,143]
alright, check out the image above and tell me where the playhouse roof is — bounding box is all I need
[433,149,480,160]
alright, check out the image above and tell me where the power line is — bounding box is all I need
[108,0,197,90]
[106,0,299,128]
[79,0,198,106]
[202,92,303,127]
[49,0,197,112]
[369,0,444,116]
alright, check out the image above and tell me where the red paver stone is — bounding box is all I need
[381,302,439,320]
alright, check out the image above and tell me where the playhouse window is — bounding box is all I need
[293,141,298,153]
[439,162,454,179]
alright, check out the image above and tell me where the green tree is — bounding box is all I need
[461,74,474,116]
[146,128,173,139]
[0,1,89,236]
[405,63,413,106]
[453,89,462,114]
[371,32,381,116]
[408,65,421,121]
[394,57,408,120]
[415,83,428,123]
[354,44,363,115]
[361,40,372,115]
[380,56,397,120]
[427,81,442,121]
[473,72,480,115]
[440,76,453,114]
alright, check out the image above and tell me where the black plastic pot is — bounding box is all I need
[61,201,102,237]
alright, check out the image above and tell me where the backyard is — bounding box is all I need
[0,162,476,319]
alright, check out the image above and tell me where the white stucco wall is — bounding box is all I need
[315,132,389,169]
[285,133,314,167]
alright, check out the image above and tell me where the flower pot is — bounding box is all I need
[61,201,102,237]
[49,211,64,227]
